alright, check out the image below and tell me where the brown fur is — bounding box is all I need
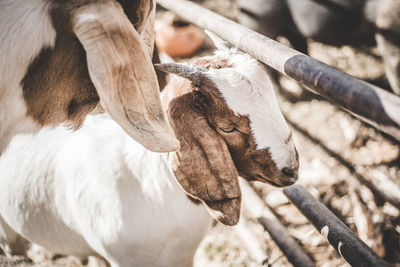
[168,85,241,226]
[22,0,153,128]
[162,55,295,225]
[22,4,97,129]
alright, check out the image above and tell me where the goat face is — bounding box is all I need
[191,64,299,187]
[156,36,298,226]
[203,58,298,187]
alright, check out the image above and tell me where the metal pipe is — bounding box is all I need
[257,217,315,267]
[240,180,315,267]
[157,0,400,141]
[285,116,400,211]
[283,184,388,267]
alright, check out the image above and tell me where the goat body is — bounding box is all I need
[0,0,55,151]
[0,114,209,266]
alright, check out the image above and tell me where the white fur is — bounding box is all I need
[0,114,210,267]
[0,0,56,152]
[209,49,297,170]
[75,13,99,25]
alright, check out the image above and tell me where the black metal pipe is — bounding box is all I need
[283,184,388,267]
[241,181,316,267]
[157,0,400,141]
[258,217,316,267]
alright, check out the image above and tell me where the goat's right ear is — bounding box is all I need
[70,1,179,153]
[167,90,241,226]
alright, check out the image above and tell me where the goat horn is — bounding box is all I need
[155,63,209,87]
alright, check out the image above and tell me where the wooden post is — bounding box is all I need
[157,0,400,142]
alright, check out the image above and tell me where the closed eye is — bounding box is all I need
[219,127,237,133]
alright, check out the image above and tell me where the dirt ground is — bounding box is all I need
[1,0,399,266]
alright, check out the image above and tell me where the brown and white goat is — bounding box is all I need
[0,0,178,153]
[0,34,298,266]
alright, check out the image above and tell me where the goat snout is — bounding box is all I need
[280,167,298,186]
[281,167,294,177]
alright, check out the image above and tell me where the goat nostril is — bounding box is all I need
[281,167,294,178]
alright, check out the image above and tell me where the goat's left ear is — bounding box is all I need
[167,90,241,226]
[70,1,179,153]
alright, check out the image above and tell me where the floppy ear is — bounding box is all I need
[70,1,179,152]
[138,1,156,57]
[167,90,241,226]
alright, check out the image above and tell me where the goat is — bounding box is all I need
[0,0,179,153]
[0,32,299,267]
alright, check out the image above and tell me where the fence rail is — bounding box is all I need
[157,0,400,142]
[240,180,316,267]
[283,185,388,267]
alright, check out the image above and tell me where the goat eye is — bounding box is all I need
[219,126,237,133]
